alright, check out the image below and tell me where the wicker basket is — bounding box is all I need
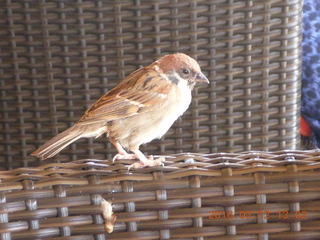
[1,151,320,240]
[0,0,302,169]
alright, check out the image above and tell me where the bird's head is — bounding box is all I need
[157,53,209,88]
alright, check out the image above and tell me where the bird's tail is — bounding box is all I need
[31,126,85,160]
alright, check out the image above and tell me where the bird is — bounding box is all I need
[31,53,209,169]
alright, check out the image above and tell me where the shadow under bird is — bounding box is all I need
[32,53,209,169]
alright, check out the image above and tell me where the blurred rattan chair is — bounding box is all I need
[1,1,316,240]
[0,0,301,169]
[1,151,320,239]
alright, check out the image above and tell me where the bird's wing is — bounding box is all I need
[77,65,172,125]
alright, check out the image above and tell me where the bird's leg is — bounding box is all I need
[128,149,165,170]
[110,139,165,169]
[111,140,136,162]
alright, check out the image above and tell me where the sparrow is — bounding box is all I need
[31,53,209,169]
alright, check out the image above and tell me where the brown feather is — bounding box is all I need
[31,126,83,160]
[77,63,172,126]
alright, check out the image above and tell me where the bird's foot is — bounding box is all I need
[128,155,165,170]
[112,152,137,162]
[111,140,137,163]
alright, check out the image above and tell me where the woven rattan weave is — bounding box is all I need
[0,0,302,169]
[1,151,320,239]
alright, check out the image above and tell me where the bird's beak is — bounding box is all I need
[196,72,209,84]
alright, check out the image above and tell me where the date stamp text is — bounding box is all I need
[208,210,308,220]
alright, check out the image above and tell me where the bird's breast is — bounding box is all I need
[109,84,192,150]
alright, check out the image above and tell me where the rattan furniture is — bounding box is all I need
[1,1,314,239]
[1,151,320,239]
[1,0,301,169]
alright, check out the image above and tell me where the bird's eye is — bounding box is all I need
[181,68,190,76]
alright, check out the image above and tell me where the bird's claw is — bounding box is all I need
[112,153,136,162]
[127,156,165,170]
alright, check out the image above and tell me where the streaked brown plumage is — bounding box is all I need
[31,53,209,169]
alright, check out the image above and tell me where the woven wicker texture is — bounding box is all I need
[0,0,302,169]
[0,151,320,239]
